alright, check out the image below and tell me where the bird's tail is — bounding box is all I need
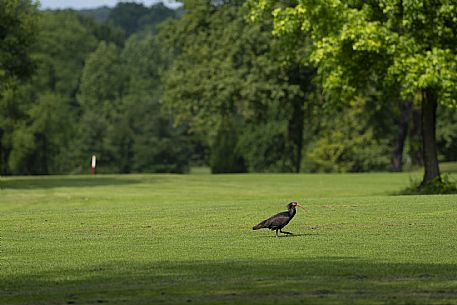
[252,220,267,230]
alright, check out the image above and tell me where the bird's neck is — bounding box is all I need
[288,207,296,218]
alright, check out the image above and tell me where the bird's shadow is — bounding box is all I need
[254,233,319,239]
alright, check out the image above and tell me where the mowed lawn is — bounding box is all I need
[1,172,457,305]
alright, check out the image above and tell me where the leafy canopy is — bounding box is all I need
[250,0,457,107]
[0,0,38,94]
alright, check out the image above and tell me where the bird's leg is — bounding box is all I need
[280,229,293,235]
[275,229,279,238]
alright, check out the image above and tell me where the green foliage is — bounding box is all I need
[437,108,457,161]
[0,9,117,175]
[107,2,176,35]
[79,41,125,108]
[0,0,38,174]
[2,4,188,175]
[2,1,457,176]
[77,13,126,47]
[122,91,192,174]
[249,0,457,185]
[162,1,314,172]
[304,105,390,173]
[7,122,35,174]
[0,0,38,94]
[76,30,191,174]
[27,11,101,173]
[77,5,112,23]
[402,174,457,195]
[210,118,246,173]
[120,30,192,173]
[4,93,76,175]
[77,41,127,172]
[238,121,293,172]
[34,11,99,97]
[252,0,457,107]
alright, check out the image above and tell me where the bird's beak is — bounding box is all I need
[296,203,306,210]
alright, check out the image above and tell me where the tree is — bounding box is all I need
[77,13,126,47]
[10,92,73,174]
[250,0,457,187]
[0,0,37,94]
[77,41,126,172]
[437,106,457,162]
[0,0,38,174]
[34,11,99,98]
[1,10,106,174]
[162,0,314,172]
[304,102,390,172]
[77,6,112,23]
[121,30,191,173]
[107,2,176,36]
[77,30,191,174]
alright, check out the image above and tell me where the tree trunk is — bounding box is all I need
[287,64,314,173]
[36,133,49,175]
[420,89,441,187]
[391,100,412,172]
[409,106,423,166]
[288,96,305,173]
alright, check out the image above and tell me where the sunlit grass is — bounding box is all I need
[440,161,457,173]
[1,172,457,304]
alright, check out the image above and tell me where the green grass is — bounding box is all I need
[1,172,457,304]
[440,161,457,173]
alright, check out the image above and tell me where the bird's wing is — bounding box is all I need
[262,212,290,228]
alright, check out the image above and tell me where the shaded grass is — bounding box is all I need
[400,174,457,195]
[0,176,138,189]
[441,162,457,173]
[1,173,457,304]
[4,259,457,305]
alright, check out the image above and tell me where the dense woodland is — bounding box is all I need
[1,0,456,179]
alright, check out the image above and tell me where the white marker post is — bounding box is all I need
[91,155,96,175]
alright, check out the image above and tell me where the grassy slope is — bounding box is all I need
[1,172,457,304]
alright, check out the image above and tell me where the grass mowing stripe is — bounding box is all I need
[1,173,456,304]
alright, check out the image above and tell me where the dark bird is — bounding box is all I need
[252,201,305,237]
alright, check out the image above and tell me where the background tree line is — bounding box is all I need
[1,0,456,182]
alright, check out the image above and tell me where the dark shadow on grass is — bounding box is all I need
[0,176,142,190]
[2,258,457,305]
[254,233,319,238]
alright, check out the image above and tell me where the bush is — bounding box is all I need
[303,106,390,173]
[401,174,457,195]
[210,119,246,174]
[238,121,295,172]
